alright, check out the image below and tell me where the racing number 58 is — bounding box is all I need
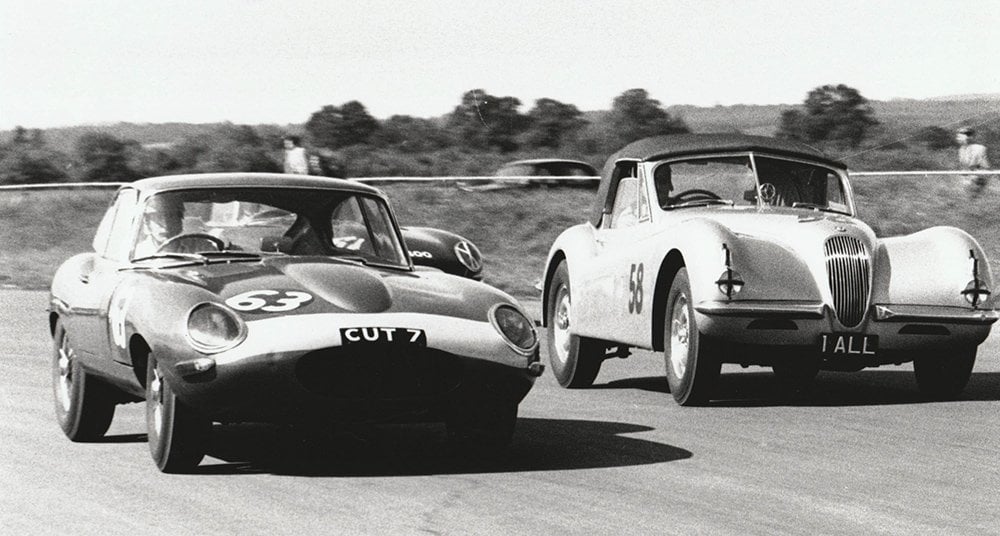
[628,263,644,314]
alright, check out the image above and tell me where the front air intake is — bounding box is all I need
[824,236,871,328]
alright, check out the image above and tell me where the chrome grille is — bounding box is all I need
[824,236,871,328]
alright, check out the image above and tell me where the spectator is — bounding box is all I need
[283,136,309,174]
[956,127,991,196]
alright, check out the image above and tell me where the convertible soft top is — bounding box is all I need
[592,134,847,226]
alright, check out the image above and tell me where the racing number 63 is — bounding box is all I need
[628,263,644,314]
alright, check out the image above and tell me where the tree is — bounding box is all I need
[0,145,69,184]
[74,133,139,182]
[371,115,453,153]
[777,84,879,147]
[446,89,530,152]
[192,124,279,173]
[914,126,954,150]
[305,101,380,149]
[608,89,689,145]
[524,98,587,149]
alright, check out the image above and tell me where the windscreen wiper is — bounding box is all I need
[792,202,851,216]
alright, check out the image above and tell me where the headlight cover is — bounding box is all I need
[490,304,538,355]
[186,302,247,354]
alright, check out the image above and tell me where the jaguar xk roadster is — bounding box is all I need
[49,173,541,472]
[541,134,996,405]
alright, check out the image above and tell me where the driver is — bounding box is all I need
[133,195,183,257]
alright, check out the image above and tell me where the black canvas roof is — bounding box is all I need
[592,134,847,226]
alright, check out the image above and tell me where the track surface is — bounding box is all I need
[2,290,999,535]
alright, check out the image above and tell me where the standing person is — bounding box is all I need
[283,135,309,175]
[956,127,991,196]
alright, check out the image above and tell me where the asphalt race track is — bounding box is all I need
[2,289,998,535]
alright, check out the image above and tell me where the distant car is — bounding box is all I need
[49,173,542,472]
[541,134,997,405]
[494,159,599,188]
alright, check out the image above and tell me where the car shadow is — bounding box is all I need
[95,433,147,444]
[193,417,692,477]
[596,371,1000,407]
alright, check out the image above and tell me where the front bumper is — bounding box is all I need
[695,299,997,354]
[158,312,542,424]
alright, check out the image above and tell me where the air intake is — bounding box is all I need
[824,236,871,328]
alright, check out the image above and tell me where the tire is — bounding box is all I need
[52,320,116,441]
[913,347,976,400]
[445,401,518,456]
[663,268,721,406]
[546,260,605,388]
[146,354,210,473]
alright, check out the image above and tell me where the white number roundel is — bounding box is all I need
[225,290,313,313]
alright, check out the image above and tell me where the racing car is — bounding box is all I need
[49,173,542,472]
[540,134,997,405]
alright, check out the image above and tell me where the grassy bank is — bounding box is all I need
[2,179,998,297]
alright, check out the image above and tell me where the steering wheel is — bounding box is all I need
[155,233,226,254]
[671,189,721,202]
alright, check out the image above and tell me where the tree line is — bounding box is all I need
[0,84,988,185]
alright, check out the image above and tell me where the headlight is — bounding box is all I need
[715,270,745,299]
[962,279,991,308]
[186,302,247,354]
[490,304,537,355]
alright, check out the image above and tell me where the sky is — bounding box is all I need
[2,0,999,130]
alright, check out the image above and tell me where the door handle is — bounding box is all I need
[79,274,90,284]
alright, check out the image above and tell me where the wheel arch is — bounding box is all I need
[129,334,151,389]
[651,249,686,352]
[541,250,568,328]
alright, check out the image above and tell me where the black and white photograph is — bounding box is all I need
[2,1,999,534]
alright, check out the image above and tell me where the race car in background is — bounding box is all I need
[48,173,541,472]
[540,134,997,405]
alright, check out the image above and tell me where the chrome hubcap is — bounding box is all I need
[552,287,572,366]
[149,367,164,437]
[669,295,690,379]
[56,340,73,412]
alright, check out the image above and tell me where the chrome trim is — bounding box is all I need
[824,236,871,328]
[488,303,539,356]
[695,301,825,318]
[874,304,999,324]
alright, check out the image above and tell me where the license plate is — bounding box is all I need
[819,333,878,356]
[340,327,427,346]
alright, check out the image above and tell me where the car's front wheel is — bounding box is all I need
[546,260,605,388]
[664,268,721,406]
[913,347,977,400]
[146,354,211,473]
[52,320,116,441]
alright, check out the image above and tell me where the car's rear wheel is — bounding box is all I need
[146,354,210,473]
[664,268,721,406]
[52,320,116,441]
[546,260,604,388]
[913,347,976,400]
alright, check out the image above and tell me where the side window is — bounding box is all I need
[602,161,638,228]
[94,189,138,260]
[609,177,641,229]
